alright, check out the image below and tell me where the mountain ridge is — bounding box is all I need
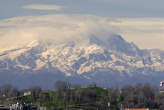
[0,34,164,89]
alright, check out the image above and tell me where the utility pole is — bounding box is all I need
[108,102,110,110]
[120,104,123,110]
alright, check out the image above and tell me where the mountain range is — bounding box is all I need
[0,34,164,89]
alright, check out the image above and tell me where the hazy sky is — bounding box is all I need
[0,0,164,50]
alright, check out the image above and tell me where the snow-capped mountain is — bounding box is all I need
[0,34,164,89]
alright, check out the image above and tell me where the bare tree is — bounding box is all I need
[0,84,13,97]
[55,80,71,91]
[72,84,81,89]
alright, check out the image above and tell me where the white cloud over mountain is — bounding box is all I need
[0,14,164,53]
[23,4,64,11]
[0,14,118,52]
[112,18,164,49]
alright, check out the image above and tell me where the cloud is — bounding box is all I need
[0,14,164,52]
[23,4,64,11]
[110,18,164,49]
[0,14,117,52]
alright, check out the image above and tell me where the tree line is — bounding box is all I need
[1,81,164,110]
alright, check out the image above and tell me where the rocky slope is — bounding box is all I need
[0,34,164,89]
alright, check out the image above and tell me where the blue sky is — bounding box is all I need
[1,0,164,19]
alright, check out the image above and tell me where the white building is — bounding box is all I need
[23,91,31,96]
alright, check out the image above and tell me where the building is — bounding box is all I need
[23,91,31,96]
[0,105,9,110]
[125,108,149,110]
[9,102,37,110]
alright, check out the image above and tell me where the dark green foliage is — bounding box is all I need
[1,82,164,110]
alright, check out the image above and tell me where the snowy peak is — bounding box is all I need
[1,34,164,88]
[0,34,163,77]
[89,34,140,56]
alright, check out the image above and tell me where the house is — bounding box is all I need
[125,108,149,110]
[0,105,9,110]
[23,91,31,96]
[125,109,159,110]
